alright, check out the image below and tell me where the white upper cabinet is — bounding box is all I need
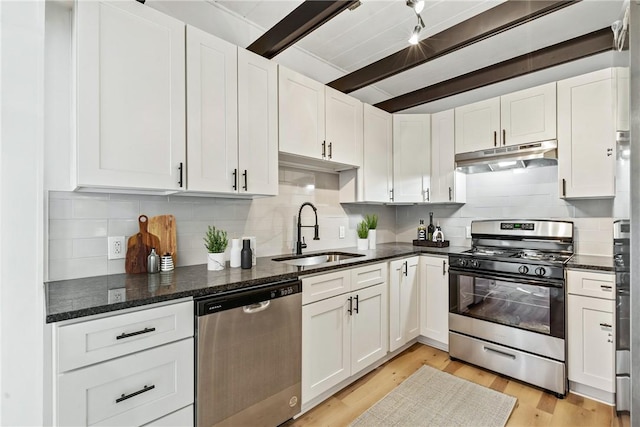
[279,66,362,169]
[557,68,627,199]
[430,109,465,204]
[279,66,326,160]
[186,27,278,196]
[363,104,393,203]
[325,87,364,167]
[186,26,238,193]
[76,0,186,192]
[500,82,556,146]
[454,97,500,154]
[454,82,556,154]
[392,115,430,203]
[237,49,279,196]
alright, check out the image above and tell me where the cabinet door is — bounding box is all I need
[567,294,615,392]
[454,97,500,154]
[558,69,616,198]
[500,82,556,146]
[363,104,393,203]
[431,109,465,203]
[389,257,420,352]
[325,87,363,167]
[392,114,430,203]
[238,48,278,196]
[419,256,449,348]
[351,284,388,375]
[76,1,185,191]
[279,66,325,159]
[302,294,350,403]
[186,25,238,193]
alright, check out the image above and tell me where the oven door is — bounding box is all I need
[449,268,565,339]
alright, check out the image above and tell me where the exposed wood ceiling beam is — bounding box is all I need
[374,27,613,113]
[247,0,358,59]
[328,0,579,94]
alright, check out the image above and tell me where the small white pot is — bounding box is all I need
[207,252,225,271]
[357,238,369,250]
[368,229,377,249]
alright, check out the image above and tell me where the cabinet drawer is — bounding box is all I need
[567,270,615,299]
[57,301,193,372]
[351,262,387,292]
[302,270,351,305]
[57,338,194,426]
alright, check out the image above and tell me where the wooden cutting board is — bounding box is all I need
[148,214,177,265]
[125,233,148,274]
[136,215,161,252]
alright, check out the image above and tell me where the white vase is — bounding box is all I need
[207,252,225,271]
[229,239,241,268]
[357,238,369,250]
[368,229,377,249]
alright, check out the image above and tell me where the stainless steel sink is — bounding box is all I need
[272,251,365,267]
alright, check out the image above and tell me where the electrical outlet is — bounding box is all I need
[108,288,126,304]
[108,236,125,260]
[465,226,471,239]
[339,226,345,239]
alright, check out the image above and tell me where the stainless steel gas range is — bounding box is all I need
[448,219,574,397]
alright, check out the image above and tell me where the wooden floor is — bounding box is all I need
[286,343,630,427]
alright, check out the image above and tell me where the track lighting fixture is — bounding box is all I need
[406,0,424,14]
[406,0,425,45]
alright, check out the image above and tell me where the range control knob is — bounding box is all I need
[457,258,468,267]
[470,259,480,268]
[535,267,547,277]
[518,265,529,274]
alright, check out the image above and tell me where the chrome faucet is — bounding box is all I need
[296,202,319,255]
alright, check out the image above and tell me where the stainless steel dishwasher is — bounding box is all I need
[195,279,302,427]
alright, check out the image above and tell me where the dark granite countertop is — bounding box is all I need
[566,254,615,272]
[45,243,468,323]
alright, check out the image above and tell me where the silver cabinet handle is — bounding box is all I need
[243,300,270,314]
[389,189,394,202]
[328,142,333,159]
[347,296,353,315]
[354,295,359,313]
[601,285,613,291]
[562,178,566,197]
[242,170,248,191]
[448,187,452,201]
[322,141,326,158]
[232,168,237,191]
[502,129,506,146]
[403,261,408,277]
[442,260,446,276]
[425,188,429,202]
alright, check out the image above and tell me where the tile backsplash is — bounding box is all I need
[395,165,621,256]
[47,166,395,281]
[48,164,625,281]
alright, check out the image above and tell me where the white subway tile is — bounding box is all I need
[108,200,140,219]
[49,219,108,239]
[49,239,72,260]
[49,199,72,220]
[72,199,108,219]
[72,238,107,258]
[49,257,107,281]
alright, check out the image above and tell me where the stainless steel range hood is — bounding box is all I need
[455,140,558,174]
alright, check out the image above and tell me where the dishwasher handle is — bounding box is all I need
[243,300,270,314]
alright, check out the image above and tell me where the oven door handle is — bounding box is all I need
[447,267,564,288]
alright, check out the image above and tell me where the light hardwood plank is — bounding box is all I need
[287,343,625,427]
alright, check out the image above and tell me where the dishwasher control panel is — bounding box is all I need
[196,280,302,316]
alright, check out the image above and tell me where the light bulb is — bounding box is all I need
[408,25,421,45]
[413,0,424,14]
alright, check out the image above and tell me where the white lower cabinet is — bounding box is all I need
[567,269,616,400]
[54,301,194,426]
[419,255,449,349]
[302,263,388,404]
[389,257,420,352]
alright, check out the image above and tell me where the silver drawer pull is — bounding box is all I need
[243,300,270,314]
[601,285,613,291]
[116,384,155,403]
[483,346,516,360]
[116,327,156,340]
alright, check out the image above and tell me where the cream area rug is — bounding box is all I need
[350,365,517,427]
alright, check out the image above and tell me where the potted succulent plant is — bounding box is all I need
[356,221,369,250]
[365,213,378,249]
[204,225,228,271]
